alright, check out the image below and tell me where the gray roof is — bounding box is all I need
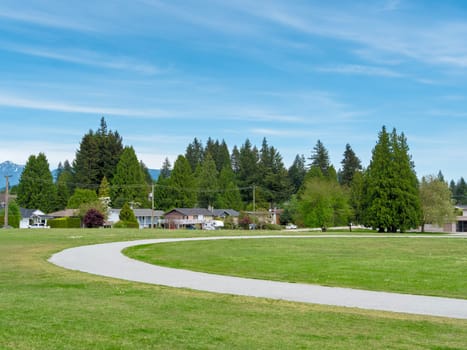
[165,208,214,217]
[133,209,164,217]
[212,209,240,217]
[20,208,48,219]
[111,208,164,217]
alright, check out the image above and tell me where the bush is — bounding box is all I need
[264,223,282,230]
[49,217,81,228]
[119,203,138,223]
[84,209,104,228]
[0,201,21,228]
[113,220,140,229]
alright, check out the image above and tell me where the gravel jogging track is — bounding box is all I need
[49,234,467,320]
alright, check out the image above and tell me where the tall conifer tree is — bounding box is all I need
[111,146,148,208]
[17,153,57,212]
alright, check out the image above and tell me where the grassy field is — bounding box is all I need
[125,235,467,299]
[1,229,466,349]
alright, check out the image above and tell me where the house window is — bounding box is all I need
[457,221,467,232]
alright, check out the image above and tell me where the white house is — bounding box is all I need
[19,208,50,229]
[108,208,165,228]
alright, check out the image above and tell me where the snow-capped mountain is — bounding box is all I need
[0,161,24,189]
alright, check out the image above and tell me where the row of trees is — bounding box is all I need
[16,118,153,213]
[11,118,456,232]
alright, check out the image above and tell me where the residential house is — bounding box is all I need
[163,208,214,229]
[108,208,165,228]
[19,208,50,229]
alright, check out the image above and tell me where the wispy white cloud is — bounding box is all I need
[0,8,96,32]
[1,43,161,75]
[235,1,467,71]
[0,92,169,118]
[315,64,403,78]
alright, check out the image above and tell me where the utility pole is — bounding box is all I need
[151,183,155,229]
[4,175,11,228]
[252,185,256,214]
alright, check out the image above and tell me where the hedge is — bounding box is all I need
[113,220,140,229]
[48,217,81,228]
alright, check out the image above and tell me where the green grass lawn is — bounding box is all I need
[125,236,467,299]
[1,229,466,349]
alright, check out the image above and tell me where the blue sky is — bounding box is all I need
[1,0,467,181]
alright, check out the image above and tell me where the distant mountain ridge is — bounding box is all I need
[0,161,25,189]
[0,161,160,189]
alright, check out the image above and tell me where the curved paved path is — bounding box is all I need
[49,235,467,320]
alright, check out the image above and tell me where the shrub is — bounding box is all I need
[113,221,140,229]
[84,209,104,228]
[264,223,282,230]
[0,201,21,228]
[49,217,81,228]
[119,203,138,223]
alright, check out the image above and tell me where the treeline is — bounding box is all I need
[10,118,455,232]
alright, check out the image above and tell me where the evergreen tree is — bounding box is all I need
[196,153,219,208]
[236,139,259,204]
[216,140,232,172]
[111,146,149,208]
[98,176,111,198]
[389,130,422,232]
[231,145,240,174]
[72,131,100,189]
[17,153,57,212]
[168,155,197,208]
[55,161,74,210]
[73,117,123,190]
[185,138,204,172]
[349,170,365,225]
[308,140,331,176]
[258,138,292,207]
[363,126,393,232]
[154,158,172,211]
[288,154,306,194]
[215,165,243,210]
[454,177,467,204]
[140,161,153,185]
[364,126,421,232]
[119,202,138,223]
[339,143,362,186]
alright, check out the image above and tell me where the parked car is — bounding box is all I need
[285,223,297,230]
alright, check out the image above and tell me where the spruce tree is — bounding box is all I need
[389,130,421,232]
[111,146,148,208]
[56,162,74,210]
[215,165,243,210]
[363,126,393,232]
[154,158,172,211]
[185,138,204,172]
[364,126,421,232]
[196,152,219,208]
[308,140,331,176]
[168,155,197,208]
[17,153,57,212]
[236,139,259,204]
[288,154,306,194]
[73,118,123,190]
[339,143,362,186]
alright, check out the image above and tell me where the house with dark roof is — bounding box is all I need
[108,208,165,228]
[163,208,214,229]
[19,208,50,229]
[163,208,240,229]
